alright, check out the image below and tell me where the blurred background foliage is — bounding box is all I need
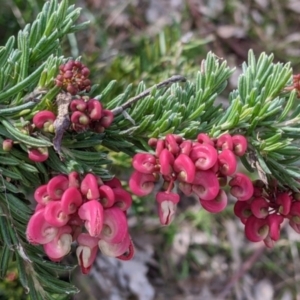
[1,0,300,299]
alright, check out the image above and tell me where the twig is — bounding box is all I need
[111,75,186,116]
[53,92,72,158]
[216,245,265,299]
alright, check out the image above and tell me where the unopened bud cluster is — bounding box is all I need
[26,172,134,274]
[129,132,252,226]
[55,60,91,95]
[234,180,300,248]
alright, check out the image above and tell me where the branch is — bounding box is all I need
[111,75,186,116]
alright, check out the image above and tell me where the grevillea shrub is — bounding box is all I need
[2,0,300,298]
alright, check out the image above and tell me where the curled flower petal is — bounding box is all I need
[44,201,70,227]
[104,177,122,189]
[129,170,156,196]
[165,134,180,155]
[34,184,51,205]
[179,140,192,155]
[28,147,49,162]
[250,197,269,218]
[100,207,128,244]
[68,171,80,188]
[117,239,135,261]
[189,143,218,171]
[267,214,283,241]
[81,173,100,200]
[33,110,56,131]
[245,215,269,242]
[87,99,102,120]
[159,149,174,176]
[234,200,252,224]
[196,133,214,146]
[43,226,72,262]
[200,189,228,213]
[232,134,248,156]
[132,153,157,174]
[192,170,220,201]
[216,133,233,150]
[70,99,87,112]
[99,109,114,128]
[26,209,58,245]
[61,187,83,215]
[98,234,130,257]
[155,139,165,157]
[113,188,132,211]
[276,192,292,216]
[71,111,90,126]
[218,149,237,176]
[99,185,115,208]
[47,175,69,200]
[229,173,254,201]
[174,153,195,183]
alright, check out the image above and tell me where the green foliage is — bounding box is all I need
[2,0,300,298]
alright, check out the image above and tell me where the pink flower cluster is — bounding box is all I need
[129,133,252,225]
[234,180,300,248]
[55,60,91,95]
[26,172,134,274]
[24,100,113,163]
[70,98,114,132]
